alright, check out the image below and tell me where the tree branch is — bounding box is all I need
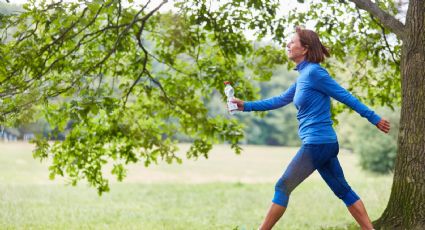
[348,0,406,40]
[131,0,172,106]
[80,4,148,80]
[123,70,145,108]
[369,14,400,66]
[39,6,90,54]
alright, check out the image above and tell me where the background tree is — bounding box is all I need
[0,0,424,228]
[0,0,282,194]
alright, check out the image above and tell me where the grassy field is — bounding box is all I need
[0,142,392,230]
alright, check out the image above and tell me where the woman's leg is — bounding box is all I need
[317,155,374,230]
[259,145,316,230]
[259,203,286,230]
[347,199,374,230]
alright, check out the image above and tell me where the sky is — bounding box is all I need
[3,0,408,21]
[4,0,26,4]
[3,0,309,42]
[4,0,308,16]
[1,0,406,43]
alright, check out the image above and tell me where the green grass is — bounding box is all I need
[0,142,392,230]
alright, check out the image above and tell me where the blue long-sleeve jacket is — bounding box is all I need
[243,60,381,144]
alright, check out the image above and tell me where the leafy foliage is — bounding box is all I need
[0,0,282,194]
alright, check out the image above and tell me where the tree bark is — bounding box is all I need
[374,0,425,229]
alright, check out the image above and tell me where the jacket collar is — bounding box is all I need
[294,60,309,71]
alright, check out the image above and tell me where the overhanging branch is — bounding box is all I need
[369,14,400,66]
[349,0,406,40]
[133,0,172,106]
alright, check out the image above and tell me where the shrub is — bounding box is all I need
[355,127,397,173]
[352,107,399,174]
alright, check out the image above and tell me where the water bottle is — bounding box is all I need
[224,81,238,115]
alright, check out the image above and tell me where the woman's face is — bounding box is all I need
[286,33,307,63]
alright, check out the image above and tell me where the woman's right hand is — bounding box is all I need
[376,118,391,134]
[231,98,244,111]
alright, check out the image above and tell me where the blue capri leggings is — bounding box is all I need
[273,142,360,207]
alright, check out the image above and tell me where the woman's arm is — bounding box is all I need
[312,67,390,133]
[233,83,296,112]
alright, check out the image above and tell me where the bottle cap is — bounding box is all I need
[224,81,231,85]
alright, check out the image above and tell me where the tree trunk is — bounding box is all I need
[374,0,425,229]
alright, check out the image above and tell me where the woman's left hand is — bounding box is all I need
[376,118,391,133]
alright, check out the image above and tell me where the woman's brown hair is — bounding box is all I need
[295,26,330,63]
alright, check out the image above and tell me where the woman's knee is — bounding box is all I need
[273,179,290,207]
[275,177,288,193]
[341,189,360,206]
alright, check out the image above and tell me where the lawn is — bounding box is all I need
[0,142,392,230]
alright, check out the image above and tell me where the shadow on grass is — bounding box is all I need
[321,223,359,230]
[232,223,359,230]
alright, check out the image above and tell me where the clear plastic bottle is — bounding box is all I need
[224,81,238,115]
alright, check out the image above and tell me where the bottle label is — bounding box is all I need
[227,99,238,111]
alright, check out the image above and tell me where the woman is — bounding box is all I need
[231,27,390,230]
